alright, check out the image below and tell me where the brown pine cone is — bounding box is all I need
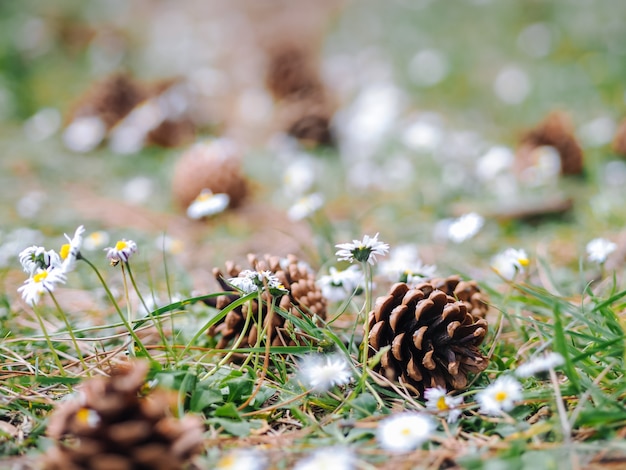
[40,361,204,470]
[206,254,327,350]
[68,72,147,129]
[265,44,325,102]
[426,275,489,320]
[171,139,248,210]
[515,111,584,176]
[368,282,489,396]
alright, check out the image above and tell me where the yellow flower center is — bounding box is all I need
[217,454,235,468]
[518,257,530,267]
[115,240,128,251]
[60,244,70,260]
[436,396,449,411]
[495,391,508,402]
[33,271,48,283]
[197,191,213,202]
[400,427,411,436]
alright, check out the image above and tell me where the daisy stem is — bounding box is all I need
[81,256,152,359]
[48,291,89,374]
[120,263,135,357]
[124,261,174,363]
[361,261,373,368]
[32,305,66,376]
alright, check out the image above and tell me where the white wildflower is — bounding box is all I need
[19,245,60,275]
[379,244,437,283]
[335,233,390,265]
[287,193,324,221]
[186,189,230,219]
[60,225,85,273]
[216,449,267,470]
[104,239,138,266]
[293,447,355,470]
[317,265,364,303]
[476,376,523,416]
[228,270,287,295]
[424,387,464,423]
[82,231,110,251]
[491,248,529,280]
[17,267,66,306]
[447,213,484,243]
[516,352,565,378]
[586,238,617,263]
[376,412,434,453]
[299,354,352,392]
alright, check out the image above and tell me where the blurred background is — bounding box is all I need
[2,0,626,290]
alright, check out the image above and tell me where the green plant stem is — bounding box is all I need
[81,256,152,359]
[32,304,66,376]
[120,263,135,356]
[48,291,89,374]
[124,261,174,362]
[360,261,373,368]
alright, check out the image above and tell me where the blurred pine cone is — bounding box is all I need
[69,72,147,129]
[368,281,489,396]
[265,44,335,148]
[515,111,584,176]
[206,254,327,349]
[171,139,248,210]
[40,361,204,470]
[426,275,489,320]
[265,45,325,102]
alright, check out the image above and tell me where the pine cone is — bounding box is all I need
[426,275,489,320]
[206,254,327,349]
[515,111,584,176]
[68,72,147,129]
[40,361,204,470]
[278,98,335,148]
[368,282,489,395]
[265,45,325,102]
[171,139,248,210]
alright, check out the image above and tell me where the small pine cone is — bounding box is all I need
[426,275,489,320]
[515,111,584,176]
[40,361,204,470]
[368,282,489,396]
[68,72,147,129]
[278,98,335,148]
[612,118,626,157]
[171,139,248,210]
[206,254,327,350]
[265,45,326,102]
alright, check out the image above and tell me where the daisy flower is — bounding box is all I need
[586,238,616,263]
[186,189,230,219]
[424,387,464,423]
[335,233,390,265]
[491,248,530,280]
[82,231,110,251]
[104,239,138,266]
[516,352,564,378]
[299,354,352,392]
[60,225,85,273]
[376,412,434,453]
[447,212,484,243]
[476,376,523,416]
[19,245,60,275]
[316,265,364,302]
[228,270,287,295]
[379,244,437,283]
[216,449,267,470]
[18,267,67,306]
[293,447,355,470]
[287,193,324,221]
[74,407,101,428]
